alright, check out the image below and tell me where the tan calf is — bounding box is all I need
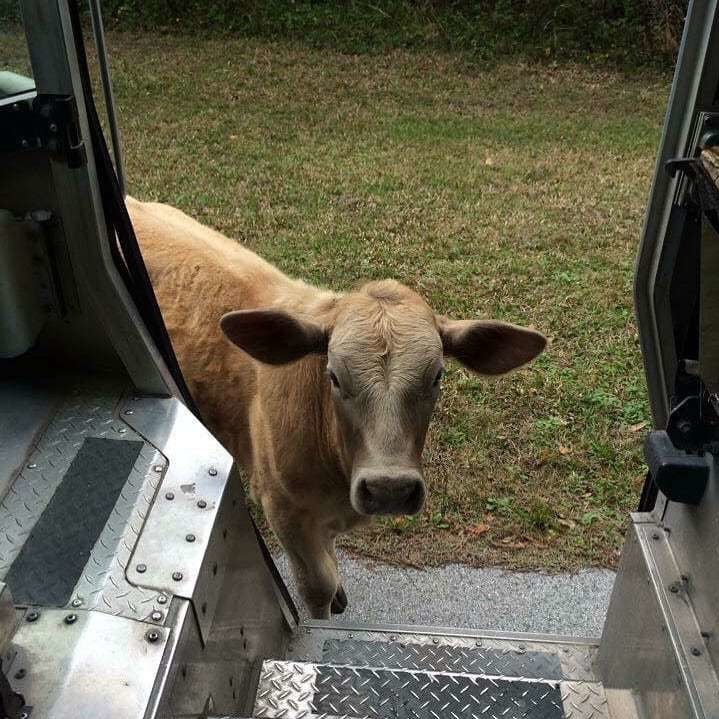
[128,198,547,618]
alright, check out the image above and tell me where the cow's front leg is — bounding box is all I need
[264,496,342,619]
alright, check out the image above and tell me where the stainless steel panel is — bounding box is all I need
[639,523,719,718]
[7,609,169,719]
[123,395,233,641]
[155,469,291,717]
[598,520,719,719]
[661,456,719,671]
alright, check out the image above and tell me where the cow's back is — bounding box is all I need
[127,198,288,464]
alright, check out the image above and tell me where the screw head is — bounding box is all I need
[20,138,29,148]
[26,462,37,469]
[165,492,174,500]
[150,610,163,621]
[678,419,692,434]
[48,122,57,132]
[185,533,196,542]
[208,467,218,476]
[157,594,168,605]
[14,668,26,680]
[172,571,183,581]
[670,584,680,593]
[145,629,160,643]
[432,638,439,644]
[26,610,39,622]
[117,427,127,434]
[197,500,207,509]
[652,532,661,540]
[71,598,82,608]
[124,409,134,415]
[691,646,702,656]
[136,563,147,573]
[64,613,77,625]
[153,465,163,473]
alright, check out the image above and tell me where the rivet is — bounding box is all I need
[136,563,147,573]
[432,638,439,644]
[185,534,196,542]
[172,571,183,581]
[678,419,692,434]
[26,463,37,469]
[208,467,217,476]
[48,122,57,133]
[153,465,163,473]
[670,584,679,593]
[691,647,702,656]
[157,594,168,605]
[71,598,82,608]
[64,613,77,625]
[475,640,482,647]
[652,532,661,540]
[117,427,127,434]
[165,492,175,500]
[26,610,39,622]
[124,409,134,415]
[20,138,29,148]
[150,610,163,621]
[197,500,207,509]
[14,668,26,680]
[390,635,396,641]
[146,629,160,643]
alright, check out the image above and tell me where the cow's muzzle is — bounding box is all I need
[350,468,425,516]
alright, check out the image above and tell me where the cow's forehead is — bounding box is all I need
[329,283,441,364]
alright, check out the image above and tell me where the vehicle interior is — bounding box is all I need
[0,1,718,717]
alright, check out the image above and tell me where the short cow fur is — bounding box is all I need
[128,198,547,618]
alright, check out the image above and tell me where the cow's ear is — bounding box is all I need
[220,309,328,365]
[437,317,546,375]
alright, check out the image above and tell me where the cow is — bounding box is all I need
[127,197,547,619]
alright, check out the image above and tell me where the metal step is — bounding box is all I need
[252,625,615,719]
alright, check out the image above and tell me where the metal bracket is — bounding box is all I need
[0,93,86,168]
[645,429,710,505]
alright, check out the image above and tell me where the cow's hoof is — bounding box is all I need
[331,585,348,614]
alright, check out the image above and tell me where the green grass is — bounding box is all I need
[2,29,671,570]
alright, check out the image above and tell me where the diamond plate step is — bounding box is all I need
[252,659,611,719]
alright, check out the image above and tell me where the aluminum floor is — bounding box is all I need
[251,625,611,719]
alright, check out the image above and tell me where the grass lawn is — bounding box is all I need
[3,30,671,570]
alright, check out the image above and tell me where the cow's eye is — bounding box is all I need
[433,368,444,386]
[328,370,340,389]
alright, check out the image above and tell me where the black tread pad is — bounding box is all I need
[6,437,142,606]
[313,664,564,719]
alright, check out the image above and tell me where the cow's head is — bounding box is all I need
[220,280,546,517]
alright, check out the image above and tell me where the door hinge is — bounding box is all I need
[0,93,86,169]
